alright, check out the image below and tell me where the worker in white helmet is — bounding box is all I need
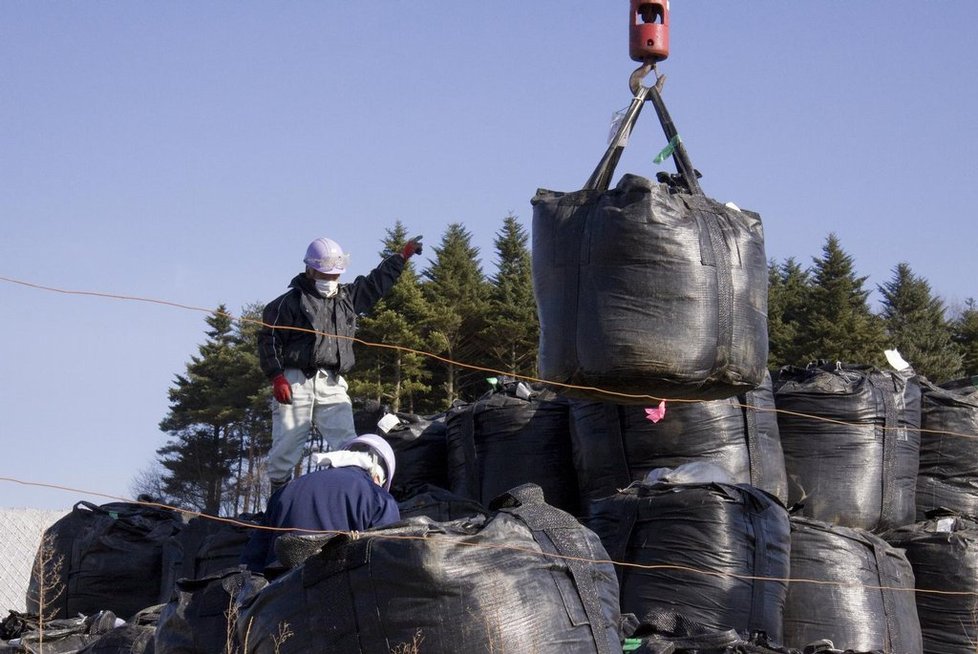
[241,433,401,573]
[258,234,423,492]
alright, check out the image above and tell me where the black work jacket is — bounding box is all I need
[258,254,404,378]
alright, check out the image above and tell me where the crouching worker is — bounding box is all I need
[241,434,400,573]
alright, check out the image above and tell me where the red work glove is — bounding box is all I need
[271,373,292,404]
[401,235,423,260]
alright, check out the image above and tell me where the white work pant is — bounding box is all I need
[266,368,357,483]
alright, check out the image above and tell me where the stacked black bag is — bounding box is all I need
[445,383,579,514]
[237,484,621,653]
[916,377,978,519]
[26,501,184,621]
[883,513,978,654]
[586,479,790,642]
[570,370,787,510]
[774,363,921,531]
[783,517,922,652]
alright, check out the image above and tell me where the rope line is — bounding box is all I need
[2,274,975,440]
[2,476,972,598]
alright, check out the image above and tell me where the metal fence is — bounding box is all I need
[0,508,68,614]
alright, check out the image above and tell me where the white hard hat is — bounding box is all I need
[343,434,396,492]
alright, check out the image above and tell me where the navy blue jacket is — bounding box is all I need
[241,466,401,572]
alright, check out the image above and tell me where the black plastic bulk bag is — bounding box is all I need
[236,484,622,654]
[172,515,257,583]
[532,174,767,404]
[570,370,787,511]
[883,513,978,654]
[783,517,922,653]
[396,484,490,522]
[26,501,184,620]
[915,377,978,520]
[154,568,267,654]
[773,363,921,531]
[445,386,579,514]
[585,481,790,642]
[354,403,451,499]
[384,416,450,500]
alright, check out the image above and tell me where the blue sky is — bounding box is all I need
[2,2,976,509]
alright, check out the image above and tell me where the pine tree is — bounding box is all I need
[796,234,887,366]
[156,306,262,514]
[767,257,811,368]
[482,214,539,379]
[349,221,432,413]
[422,223,490,407]
[233,303,273,513]
[878,263,962,383]
[952,298,978,378]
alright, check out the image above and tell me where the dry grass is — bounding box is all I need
[389,628,425,654]
[29,533,65,652]
[272,621,293,653]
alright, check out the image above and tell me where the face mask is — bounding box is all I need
[315,280,339,297]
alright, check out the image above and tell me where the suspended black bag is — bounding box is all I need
[585,481,790,642]
[531,77,766,404]
[882,513,978,654]
[570,370,787,511]
[237,484,622,654]
[782,517,922,653]
[445,385,579,514]
[154,568,267,654]
[396,484,490,522]
[915,377,978,520]
[773,363,921,531]
[26,501,184,621]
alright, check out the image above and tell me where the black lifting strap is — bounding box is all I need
[585,64,703,196]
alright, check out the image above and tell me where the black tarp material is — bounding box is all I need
[773,363,921,531]
[570,371,786,510]
[782,517,922,653]
[883,513,978,654]
[915,377,978,520]
[237,484,621,654]
[172,515,257,582]
[395,484,490,522]
[76,624,156,653]
[154,568,267,654]
[625,613,887,653]
[0,611,120,654]
[532,174,768,403]
[585,481,790,642]
[26,502,184,620]
[445,386,579,514]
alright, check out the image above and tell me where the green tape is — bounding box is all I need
[653,134,681,164]
[622,639,643,652]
